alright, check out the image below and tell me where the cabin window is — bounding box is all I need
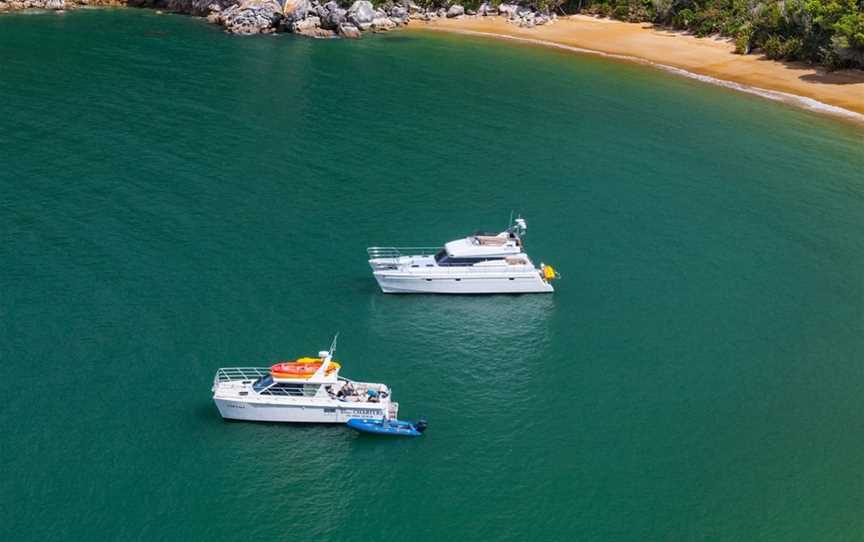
[260,383,321,397]
[253,376,274,393]
[437,256,495,267]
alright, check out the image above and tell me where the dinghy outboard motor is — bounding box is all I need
[415,418,428,434]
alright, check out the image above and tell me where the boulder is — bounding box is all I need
[347,0,375,30]
[388,5,408,23]
[281,0,311,21]
[292,14,320,31]
[478,2,497,15]
[497,2,517,16]
[291,15,337,36]
[44,0,64,9]
[371,16,396,30]
[446,4,463,17]
[317,0,346,28]
[218,0,282,34]
[337,21,362,38]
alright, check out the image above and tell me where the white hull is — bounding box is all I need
[214,397,392,424]
[373,271,554,294]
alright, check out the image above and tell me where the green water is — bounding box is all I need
[2,9,863,541]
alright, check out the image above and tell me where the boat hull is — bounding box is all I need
[214,398,389,424]
[372,271,554,294]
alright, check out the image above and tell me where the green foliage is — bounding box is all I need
[762,34,804,59]
[734,25,754,53]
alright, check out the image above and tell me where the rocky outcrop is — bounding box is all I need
[281,0,310,22]
[497,3,518,17]
[371,14,395,30]
[337,21,361,38]
[317,1,346,29]
[445,4,463,18]
[388,4,407,24]
[290,14,336,36]
[0,0,551,39]
[347,0,374,30]
[214,0,281,34]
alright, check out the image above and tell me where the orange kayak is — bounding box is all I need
[271,357,339,379]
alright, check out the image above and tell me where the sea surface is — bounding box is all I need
[1,9,863,541]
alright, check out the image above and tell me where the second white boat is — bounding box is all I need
[367,217,558,294]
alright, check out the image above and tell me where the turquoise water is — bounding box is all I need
[2,9,863,541]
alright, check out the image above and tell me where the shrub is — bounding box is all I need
[672,8,694,29]
[734,30,752,54]
[761,34,785,59]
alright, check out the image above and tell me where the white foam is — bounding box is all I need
[438,29,864,124]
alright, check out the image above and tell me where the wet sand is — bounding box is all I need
[413,15,864,124]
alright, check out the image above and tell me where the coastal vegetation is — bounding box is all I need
[568,0,864,69]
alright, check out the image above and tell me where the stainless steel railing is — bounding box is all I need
[366,246,440,259]
[214,367,269,383]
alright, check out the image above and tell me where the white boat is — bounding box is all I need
[212,339,397,424]
[367,217,558,294]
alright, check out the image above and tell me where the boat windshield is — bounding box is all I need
[434,249,448,263]
[252,375,274,393]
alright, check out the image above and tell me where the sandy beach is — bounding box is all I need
[413,15,864,124]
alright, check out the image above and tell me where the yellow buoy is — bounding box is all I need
[543,264,557,281]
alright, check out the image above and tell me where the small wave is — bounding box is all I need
[435,29,864,125]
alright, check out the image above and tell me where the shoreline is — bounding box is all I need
[412,16,864,127]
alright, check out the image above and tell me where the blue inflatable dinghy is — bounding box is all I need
[346,418,427,437]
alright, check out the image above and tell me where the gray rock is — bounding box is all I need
[292,14,320,31]
[44,0,64,9]
[281,0,311,22]
[292,15,337,36]
[317,1,346,28]
[337,21,362,38]
[219,0,282,34]
[388,5,408,23]
[347,0,375,30]
[371,16,396,30]
[478,2,497,15]
[446,4,463,17]
[497,2,517,16]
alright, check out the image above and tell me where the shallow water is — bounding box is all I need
[1,9,863,541]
